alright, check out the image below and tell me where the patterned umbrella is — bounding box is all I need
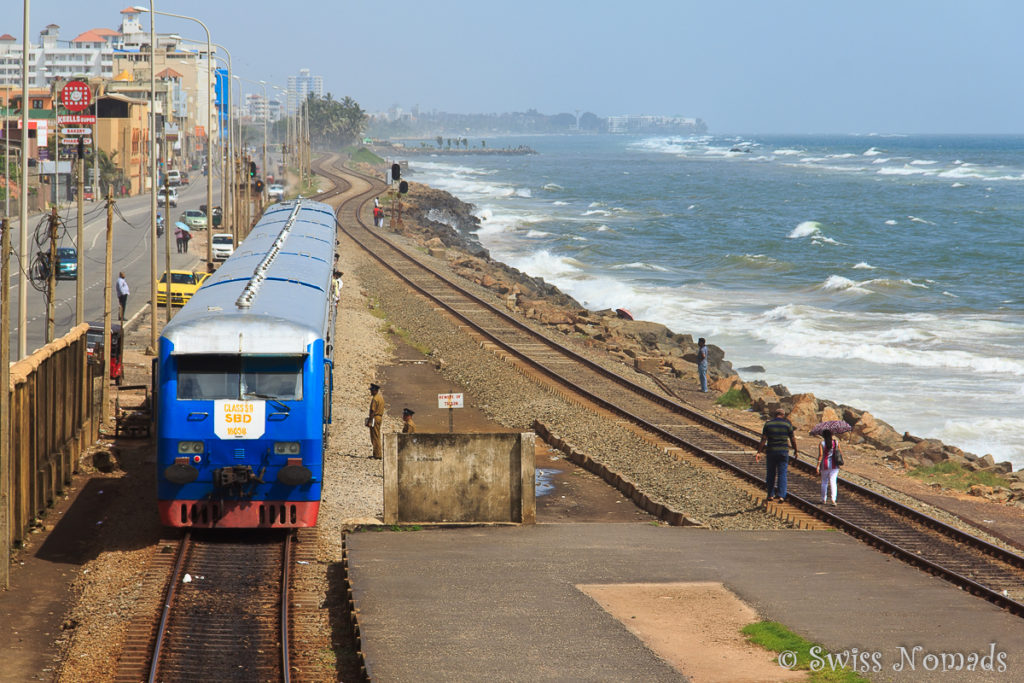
[810,419,852,436]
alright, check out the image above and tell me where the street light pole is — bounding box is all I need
[18,0,30,358]
[259,80,267,193]
[135,5,214,273]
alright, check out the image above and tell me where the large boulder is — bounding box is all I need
[787,393,819,432]
[741,382,779,413]
[851,411,903,451]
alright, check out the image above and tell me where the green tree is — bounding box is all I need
[304,93,368,150]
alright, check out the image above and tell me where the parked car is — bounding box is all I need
[211,233,234,260]
[156,270,210,307]
[160,186,178,207]
[179,209,207,230]
[267,183,285,201]
[37,246,78,280]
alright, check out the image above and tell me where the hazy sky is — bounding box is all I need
[16,0,1024,134]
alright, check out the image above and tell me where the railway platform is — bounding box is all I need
[346,524,1024,682]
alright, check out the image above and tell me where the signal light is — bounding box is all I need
[399,180,408,194]
[254,179,265,194]
[391,163,401,181]
[249,161,257,177]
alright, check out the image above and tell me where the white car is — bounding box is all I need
[211,233,234,260]
[267,183,285,201]
[160,186,178,207]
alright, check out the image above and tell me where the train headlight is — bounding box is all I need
[274,441,301,456]
[177,441,205,454]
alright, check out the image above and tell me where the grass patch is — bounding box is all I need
[908,460,1009,491]
[349,146,384,165]
[742,621,872,682]
[388,524,423,532]
[716,388,751,409]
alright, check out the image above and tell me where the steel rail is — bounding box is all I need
[147,531,190,683]
[314,156,1024,617]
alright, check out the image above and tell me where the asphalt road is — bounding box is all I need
[3,174,220,357]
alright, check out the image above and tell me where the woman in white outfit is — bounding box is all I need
[816,428,842,506]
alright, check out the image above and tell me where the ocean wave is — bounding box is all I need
[910,159,938,166]
[610,262,670,272]
[552,200,568,206]
[582,209,612,217]
[884,219,898,225]
[773,148,804,156]
[543,183,563,191]
[908,216,936,225]
[852,262,876,269]
[812,236,842,245]
[525,229,551,238]
[788,221,823,238]
[950,182,966,188]
[871,158,891,164]
[877,166,932,176]
[863,147,885,156]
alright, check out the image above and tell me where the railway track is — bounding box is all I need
[313,155,1024,616]
[116,530,295,683]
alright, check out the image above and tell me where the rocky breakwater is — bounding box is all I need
[393,181,1024,508]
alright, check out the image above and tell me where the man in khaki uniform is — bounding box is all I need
[402,408,416,434]
[366,383,385,459]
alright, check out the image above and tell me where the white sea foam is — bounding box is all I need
[884,219,898,225]
[610,262,670,272]
[852,262,876,269]
[774,148,804,156]
[552,201,568,206]
[788,221,823,238]
[940,417,1024,464]
[687,204,696,210]
[863,147,884,156]
[910,159,938,166]
[908,216,936,225]
[582,209,612,217]
[812,236,842,245]
[543,183,563,191]
[872,158,891,164]
[951,182,966,188]
[525,230,551,238]
[514,188,532,198]
[877,166,931,176]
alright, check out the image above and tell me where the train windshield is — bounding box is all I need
[176,355,303,400]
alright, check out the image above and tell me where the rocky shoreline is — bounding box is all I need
[391,178,1024,508]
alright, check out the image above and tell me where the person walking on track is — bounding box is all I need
[755,408,799,503]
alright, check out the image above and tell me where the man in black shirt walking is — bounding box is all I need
[755,408,799,503]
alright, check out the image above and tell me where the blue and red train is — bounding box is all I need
[156,199,338,527]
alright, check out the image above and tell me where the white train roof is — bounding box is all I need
[162,199,337,355]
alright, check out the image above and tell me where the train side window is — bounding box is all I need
[177,355,241,400]
[241,356,303,400]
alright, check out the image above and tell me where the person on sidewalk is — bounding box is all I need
[402,408,416,434]
[755,408,798,502]
[116,272,130,321]
[366,383,385,459]
[696,337,709,392]
[816,428,843,506]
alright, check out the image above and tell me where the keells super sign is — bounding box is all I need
[61,81,92,112]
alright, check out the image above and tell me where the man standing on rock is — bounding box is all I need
[402,408,416,434]
[366,383,385,459]
[755,408,799,503]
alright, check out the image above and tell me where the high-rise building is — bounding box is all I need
[286,68,323,114]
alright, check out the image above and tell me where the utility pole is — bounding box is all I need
[46,206,58,343]
[1,218,11,589]
[76,140,85,325]
[163,184,173,323]
[102,189,114,425]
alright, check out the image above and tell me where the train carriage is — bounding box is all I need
[156,199,338,527]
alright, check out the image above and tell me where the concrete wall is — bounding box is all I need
[383,432,535,525]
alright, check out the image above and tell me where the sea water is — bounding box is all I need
[403,134,1024,470]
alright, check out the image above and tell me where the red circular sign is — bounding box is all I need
[61,81,92,112]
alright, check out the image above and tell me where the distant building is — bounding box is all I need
[286,68,323,114]
[606,114,706,134]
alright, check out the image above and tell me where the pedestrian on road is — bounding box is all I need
[174,225,185,253]
[816,428,843,506]
[183,230,191,253]
[696,337,709,392]
[402,408,416,434]
[755,408,799,503]
[366,383,385,459]
[116,272,130,321]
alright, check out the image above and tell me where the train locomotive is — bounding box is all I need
[156,199,338,527]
